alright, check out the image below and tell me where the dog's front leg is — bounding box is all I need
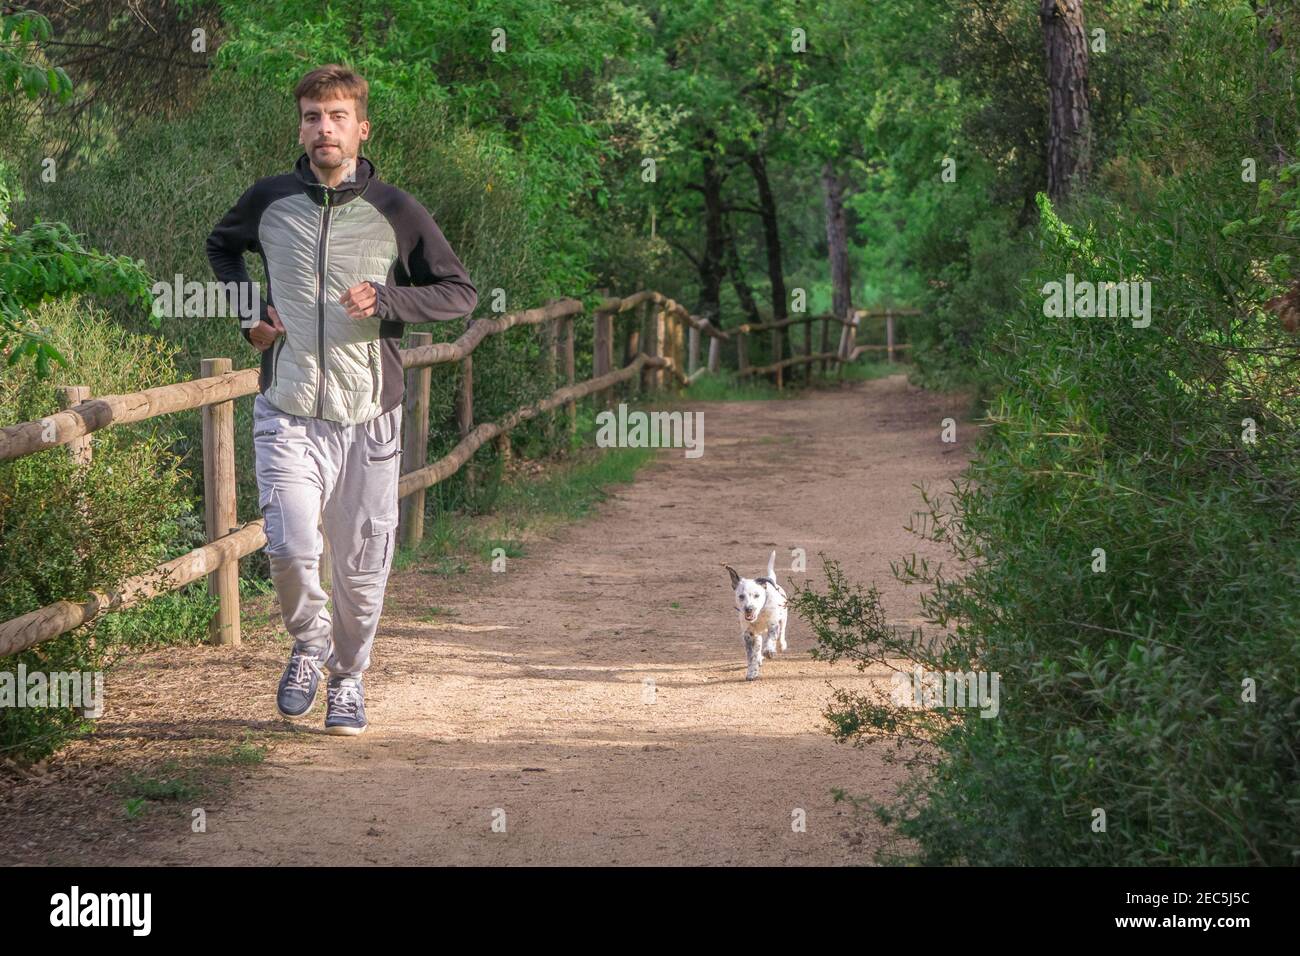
[763,624,777,659]
[743,630,761,680]
[777,614,788,652]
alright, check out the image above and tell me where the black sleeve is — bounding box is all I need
[206,183,270,345]
[371,198,478,324]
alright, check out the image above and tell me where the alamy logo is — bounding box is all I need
[0,664,103,717]
[152,275,261,325]
[595,403,704,459]
[1041,273,1152,328]
[49,886,151,936]
[891,667,1001,718]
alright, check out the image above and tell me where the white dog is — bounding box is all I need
[724,551,789,681]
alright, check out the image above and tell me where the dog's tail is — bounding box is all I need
[766,550,777,584]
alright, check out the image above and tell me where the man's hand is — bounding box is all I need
[340,281,378,319]
[249,305,286,351]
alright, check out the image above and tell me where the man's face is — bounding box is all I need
[298,94,370,174]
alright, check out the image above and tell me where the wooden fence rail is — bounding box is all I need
[736,307,915,382]
[0,291,911,658]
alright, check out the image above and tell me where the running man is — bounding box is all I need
[206,64,478,734]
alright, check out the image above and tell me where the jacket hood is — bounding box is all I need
[293,152,376,199]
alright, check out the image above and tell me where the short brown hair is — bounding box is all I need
[294,65,369,122]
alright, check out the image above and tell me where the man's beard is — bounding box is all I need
[312,144,351,169]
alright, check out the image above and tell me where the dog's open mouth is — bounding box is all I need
[744,612,757,622]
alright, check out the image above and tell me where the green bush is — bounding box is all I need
[0,296,211,762]
[794,2,1300,865]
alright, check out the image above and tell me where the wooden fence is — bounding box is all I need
[733,306,918,386]
[0,292,909,658]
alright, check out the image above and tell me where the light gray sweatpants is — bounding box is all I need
[253,393,402,679]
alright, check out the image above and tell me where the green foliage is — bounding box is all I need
[208,0,651,297]
[0,165,153,377]
[0,10,149,378]
[794,1,1300,865]
[120,760,205,804]
[906,183,1034,392]
[206,736,269,767]
[0,297,210,763]
[0,9,72,103]
[681,368,789,401]
[837,359,899,383]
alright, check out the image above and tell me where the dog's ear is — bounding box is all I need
[724,565,741,590]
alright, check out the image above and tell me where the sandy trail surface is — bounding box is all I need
[1,374,970,866]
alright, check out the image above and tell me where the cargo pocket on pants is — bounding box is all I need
[359,512,398,571]
[258,485,281,552]
[363,403,401,462]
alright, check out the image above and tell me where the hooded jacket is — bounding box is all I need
[206,153,478,424]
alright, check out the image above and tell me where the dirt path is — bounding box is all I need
[3,374,971,866]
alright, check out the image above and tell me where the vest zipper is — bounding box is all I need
[313,188,332,418]
[369,340,380,406]
[272,336,285,386]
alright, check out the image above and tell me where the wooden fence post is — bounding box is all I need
[886,308,896,364]
[200,357,240,646]
[663,310,673,384]
[737,328,749,377]
[819,315,830,374]
[563,313,576,436]
[400,331,433,549]
[639,300,654,393]
[655,307,667,390]
[606,309,616,383]
[803,316,813,384]
[58,385,93,654]
[836,314,851,379]
[624,312,640,365]
[837,312,861,380]
[57,386,91,467]
[456,326,476,495]
[542,310,557,445]
[708,334,720,373]
[57,387,91,542]
[688,323,700,378]
[772,323,783,389]
[594,308,612,409]
[671,310,684,384]
[626,313,641,400]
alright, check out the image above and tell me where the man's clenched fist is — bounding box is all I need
[250,305,286,351]
[340,281,378,319]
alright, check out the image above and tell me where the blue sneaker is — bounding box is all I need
[277,650,326,717]
[325,676,367,735]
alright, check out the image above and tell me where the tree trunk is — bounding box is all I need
[695,131,728,327]
[725,219,762,326]
[822,160,852,328]
[1254,3,1289,167]
[748,151,790,368]
[1040,0,1091,204]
